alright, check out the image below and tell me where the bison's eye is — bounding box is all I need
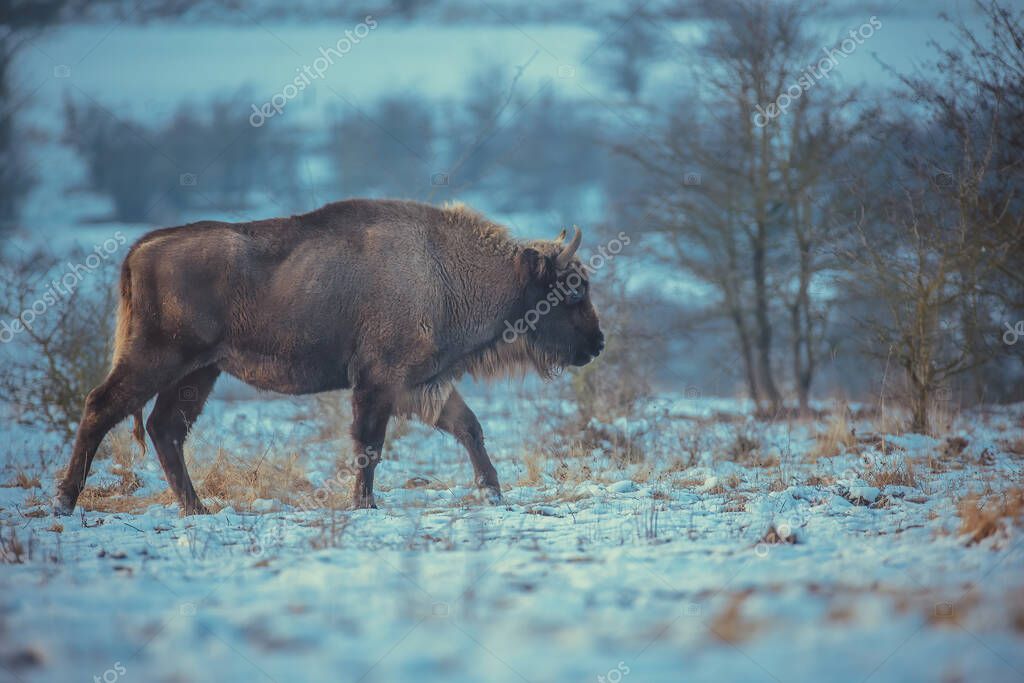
[564,282,587,305]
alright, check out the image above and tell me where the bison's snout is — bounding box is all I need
[572,330,605,366]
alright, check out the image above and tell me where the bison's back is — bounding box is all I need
[122,200,449,393]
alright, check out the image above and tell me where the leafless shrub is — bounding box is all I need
[0,249,118,443]
[568,264,653,429]
[958,488,1024,546]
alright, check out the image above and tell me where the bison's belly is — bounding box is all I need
[217,349,350,395]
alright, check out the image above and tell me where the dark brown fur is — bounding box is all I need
[54,199,603,514]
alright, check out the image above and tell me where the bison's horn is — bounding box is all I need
[555,228,567,243]
[555,226,582,269]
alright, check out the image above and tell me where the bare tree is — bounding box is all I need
[776,91,863,414]
[590,3,664,101]
[618,0,858,414]
[845,0,1024,429]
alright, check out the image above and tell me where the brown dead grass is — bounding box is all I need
[518,449,546,486]
[193,448,315,511]
[942,436,969,458]
[926,437,970,473]
[580,422,645,465]
[760,523,798,545]
[810,408,857,460]
[78,465,146,512]
[826,602,855,623]
[729,431,760,462]
[708,591,759,643]
[1,470,41,489]
[78,442,322,514]
[1010,588,1024,633]
[870,407,904,438]
[864,456,918,489]
[927,593,979,628]
[958,488,1024,546]
[1000,437,1024,458]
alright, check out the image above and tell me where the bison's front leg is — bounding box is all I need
[435,390,502,504]
[350,388,392,509]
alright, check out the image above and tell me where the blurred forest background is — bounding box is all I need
[1,0,1022,437]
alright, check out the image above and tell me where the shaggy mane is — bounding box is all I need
[440,201,521,259]
[396,334,564,425]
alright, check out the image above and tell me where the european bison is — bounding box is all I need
[54,199,604,515]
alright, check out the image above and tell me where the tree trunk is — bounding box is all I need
[909,378,930,433]
[791,232,814,418]
[730,307,761,410]
[790,305,812,417]
[752,236,782,414]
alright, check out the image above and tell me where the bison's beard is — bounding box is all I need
[461,334,567,383]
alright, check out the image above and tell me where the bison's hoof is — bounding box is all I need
[354,496,378,510]
[482,486,503,505]
[52,495,75,517]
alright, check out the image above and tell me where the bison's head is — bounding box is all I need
[512,227,605,371]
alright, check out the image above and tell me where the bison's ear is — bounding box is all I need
[517,248,554,285]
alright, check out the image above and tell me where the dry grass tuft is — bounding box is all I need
[759,523,798,545]
[2,470,41,489]
[871,407,904,437]
[942,436,969,458]
[1010,588,1024,633]
[810,408,857,460]
[708,592,759,643]
[311,392,352,442]
[729,430,760,461]
[1000,437,1024,458]
[958,488,1024,546]
[79,436,323,514]
[926,594,978,627]
[518,448,547,486]
[864,456,918,489]
[193,448,314,512]
[78,465,146,512]
[579,421,646,465]
[805,473,835,487]
[0,526,31,564]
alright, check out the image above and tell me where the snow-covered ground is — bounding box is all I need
[2,389,1023,682]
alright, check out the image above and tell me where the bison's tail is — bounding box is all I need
[112,257,147,457]
[111,257,133,368]
[131,410,146,457]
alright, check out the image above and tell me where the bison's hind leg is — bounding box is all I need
[54,358,188,516]
[146,366,221,516]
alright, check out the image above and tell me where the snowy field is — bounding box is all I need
[2,389,1023,683]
